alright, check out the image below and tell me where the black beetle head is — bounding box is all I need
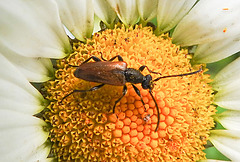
[142,74,153,90]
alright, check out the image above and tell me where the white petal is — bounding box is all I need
[25,143,51,162]
[210,130,240,161]
[212,57,240,91]
[212,57,240,110]
[137,0,158,22]
[172,0,240,46]
[93,15,102,34]
[193,36,240,63]
[0,54,46,114]
[93,0,117,28]
[156,0,197,34]
[45,158,55,162]
[0,110,47,131]
[0,109,49,162]
[214,110,240,130]
[214,88,240,111]
[0,0,71,58]
[56,0,94,42]
[107,0,139,26]
[1,45,54,82]
[64,25,75,39]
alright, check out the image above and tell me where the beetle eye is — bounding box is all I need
[142,74,152,89]
[150,82,154,90]
[142,80,150,89]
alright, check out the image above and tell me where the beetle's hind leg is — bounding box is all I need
[100,52,107,61]
[82,56,102,64]
[100,54,123,62]
[61,83,105,103]
[112,85,127,113]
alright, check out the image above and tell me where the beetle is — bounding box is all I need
[62,54,202,132]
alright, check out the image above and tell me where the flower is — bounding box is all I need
[0,0,240,161]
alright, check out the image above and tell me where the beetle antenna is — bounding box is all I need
[149,89,160,132]
[153,66,202,82]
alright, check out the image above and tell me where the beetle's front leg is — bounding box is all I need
[131,84,146,111]
[139,65,162,75]
[148,89,160,132]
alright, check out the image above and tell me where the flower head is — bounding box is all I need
[43,26,215,161]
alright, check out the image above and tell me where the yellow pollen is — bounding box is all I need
[44,25,216,161]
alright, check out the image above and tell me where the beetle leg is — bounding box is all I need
[139,65,162,75]
[113,85,127,113]
[80,83,105,92]
[109,55,124,62]
[68,65,79,68]
[61,83,105,102]
[100,52,107,61]
[131,84,146,111]
[148,89,160,132]
[82,56,102,64]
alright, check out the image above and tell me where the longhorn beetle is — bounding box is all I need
[62,55,202,132]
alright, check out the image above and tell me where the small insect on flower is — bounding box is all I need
[62,55,202,131]
[143,114,151,123]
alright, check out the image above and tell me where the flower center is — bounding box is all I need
[44,26,216,161]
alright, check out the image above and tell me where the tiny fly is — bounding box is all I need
[62,54,202,131]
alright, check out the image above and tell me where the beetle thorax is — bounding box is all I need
[124,68,145,84]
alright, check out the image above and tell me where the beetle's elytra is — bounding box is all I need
[62,54,202,132]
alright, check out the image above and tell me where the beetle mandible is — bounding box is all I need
[62,54,202,132]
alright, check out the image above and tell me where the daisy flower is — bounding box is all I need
[1,0,240,161]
